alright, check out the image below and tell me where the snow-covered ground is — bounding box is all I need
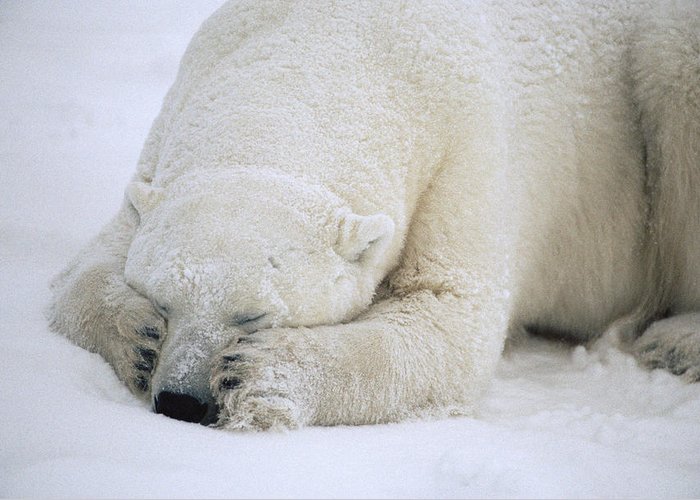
[2,2,700,497]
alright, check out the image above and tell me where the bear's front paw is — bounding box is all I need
[211,329,318,431]
[110,294,166,396]
[634,314,700,382]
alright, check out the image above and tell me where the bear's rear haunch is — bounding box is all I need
[48,0,700,429]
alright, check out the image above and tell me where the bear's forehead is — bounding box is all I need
[147,250,276,308]
[146,240,338,293]
[149,196,336,250]
[161,227,325,265]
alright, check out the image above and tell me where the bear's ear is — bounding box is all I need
[335,211,395,263]
[127,181,164,216]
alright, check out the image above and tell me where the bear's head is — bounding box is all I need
[123,168,395,422]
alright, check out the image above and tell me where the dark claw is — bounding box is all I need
[220,377,242,390]
[670,364,689,376]
[134,361,152,372]
[136,347,157,366]
[666,348,689,375]
[134,375,149,392]
[223,353,245,363]
[137,325,161,340]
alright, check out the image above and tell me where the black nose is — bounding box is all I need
[154,391,211,424]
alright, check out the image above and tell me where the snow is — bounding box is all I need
[1,1,700,497]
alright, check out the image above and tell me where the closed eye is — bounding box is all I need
[231,313,267,327]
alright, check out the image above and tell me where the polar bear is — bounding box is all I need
[50,0,700,429]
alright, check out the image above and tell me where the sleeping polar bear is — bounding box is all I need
[50,0,700,429]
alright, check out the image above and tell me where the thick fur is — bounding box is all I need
[50,0,700,430]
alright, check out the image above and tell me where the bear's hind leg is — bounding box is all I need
[628,4,700,380]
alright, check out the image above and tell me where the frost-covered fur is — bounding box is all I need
[50,0,700,430]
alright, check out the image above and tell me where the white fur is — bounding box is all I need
[50,0,700,430]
